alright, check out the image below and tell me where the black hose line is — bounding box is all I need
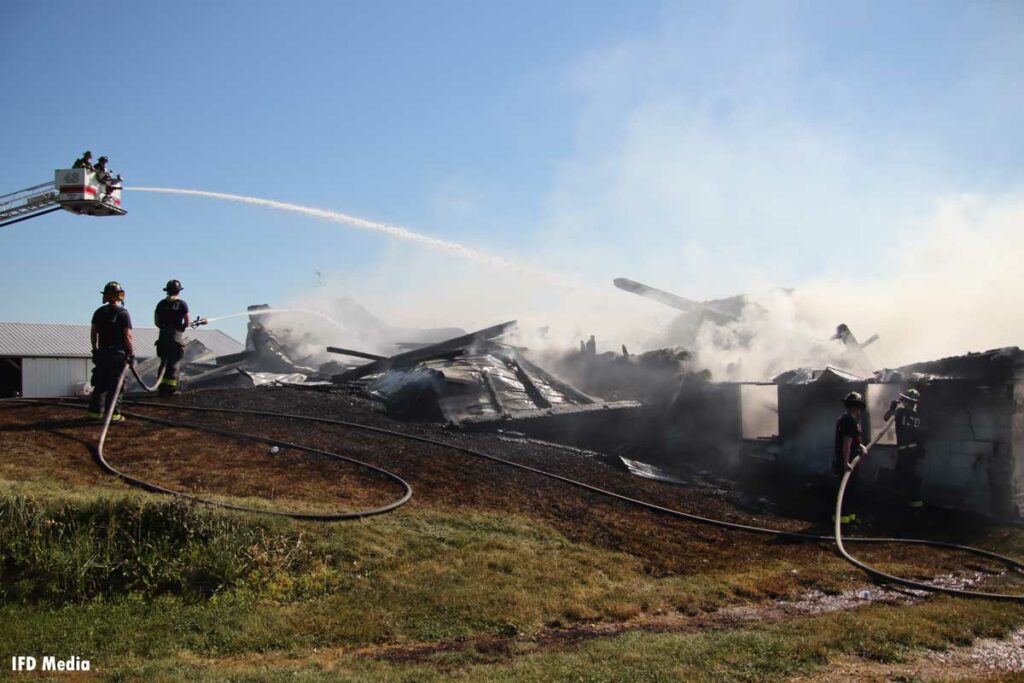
[5,390,1022,600]
[128,358,166,393]
[111,408,413,520]
[834,456,1023,602]
[119,399,1024,601]
[13,369,411,521]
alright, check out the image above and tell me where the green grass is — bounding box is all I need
[0,495,307,604]
[15,599,1020,682]
[2,488,1023,681]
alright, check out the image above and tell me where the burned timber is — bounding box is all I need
[131,295,1024,523]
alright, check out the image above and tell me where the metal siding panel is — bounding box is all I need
[0,322,242,359]
[22,358,90,397]
[189,329,245,357]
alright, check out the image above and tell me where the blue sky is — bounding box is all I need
[1,1,1022,349]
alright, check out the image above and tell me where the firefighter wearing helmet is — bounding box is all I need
[154,279,191,396]
[833,391,868,525]
[884,388,925,514]
[72,150,94,171]
[87,281,134,422]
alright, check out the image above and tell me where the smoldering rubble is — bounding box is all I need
[147,286,1024,522]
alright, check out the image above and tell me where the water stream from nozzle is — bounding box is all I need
[127,187,575,289]
[202,308,346,329]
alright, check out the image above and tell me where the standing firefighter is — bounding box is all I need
[884,389,925,512]
[72,150,94,170]
[87,282,134,422]
[154,279,190,396]
[834,391,868,525]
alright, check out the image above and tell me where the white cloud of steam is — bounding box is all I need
[798,194,1024,368]
[680,194,1024,380]
[269,192,1024,381]
[263,5,1024,382]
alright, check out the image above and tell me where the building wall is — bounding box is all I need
[778,379,870,477]
[915,381,1016,519]
[21,357,90,397]
[1014,379,1024,518]
[664,382,743,468]
[654,370,1022,520]
[774,378,1020,519]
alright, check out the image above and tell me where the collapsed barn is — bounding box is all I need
[140,303,1024,521]
[653,350,1024,520]
[329,321,642,446]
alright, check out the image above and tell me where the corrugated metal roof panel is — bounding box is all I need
[0,321,243,359]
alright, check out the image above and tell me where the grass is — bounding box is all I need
[8,598,1020,682]
[3,400,1024,681]
[2,491,822,641]
[2,488,1023,681]
[0,495,308,604]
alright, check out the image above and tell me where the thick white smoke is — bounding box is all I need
[799,194,1024,369]
[266,193,1024,381]
[678,194,1024,380]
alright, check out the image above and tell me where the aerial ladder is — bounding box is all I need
[0,167,126,229]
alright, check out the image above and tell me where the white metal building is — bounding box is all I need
[0,322,244,398]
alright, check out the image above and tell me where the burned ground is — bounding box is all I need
[2,388,1024,680]
[4,388,1022,586]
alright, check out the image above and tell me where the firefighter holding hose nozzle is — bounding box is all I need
[87,281,134,422]
[154,279,190,397]
[93,155,122,202]
[834,391,868,525]
[884,388,925,515]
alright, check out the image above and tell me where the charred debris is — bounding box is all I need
[145,291,1024,521]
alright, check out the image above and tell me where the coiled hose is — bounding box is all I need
[71,366,411,520]
[834,454,1023,601]
[120,398,1024,602]
[7,383,1023,600]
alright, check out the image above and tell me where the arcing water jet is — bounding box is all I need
[202,308,346,330]
[128,187,575,289]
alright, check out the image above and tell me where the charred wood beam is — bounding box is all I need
[613,277,739,323]
[516,356,597,405]
[327,347,387,362]
[510,359,553,410]
[334,321,517,382]
[480,370,511,419]
[214,350,253,366]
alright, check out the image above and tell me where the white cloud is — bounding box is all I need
[275,4,1024,378]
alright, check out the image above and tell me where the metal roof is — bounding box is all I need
[0,321,243,359]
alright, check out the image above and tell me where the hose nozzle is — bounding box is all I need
[190,317,208,329]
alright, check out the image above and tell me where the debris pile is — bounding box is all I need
[138,287,1024,522]
[549,338,696,402]
[330,321,641,436]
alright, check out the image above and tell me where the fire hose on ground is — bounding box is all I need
[6,380,1024,602]
[127,357,165,393]
[828,417,1023,600]
[127,317,209,393]
[58,366,411,520]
